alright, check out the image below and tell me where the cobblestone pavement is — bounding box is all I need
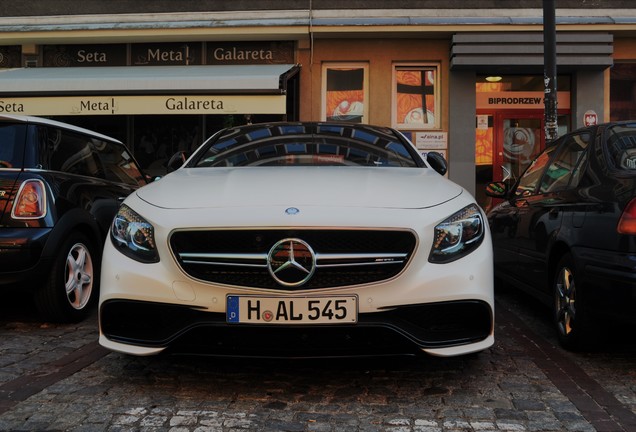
[0,288,634,432]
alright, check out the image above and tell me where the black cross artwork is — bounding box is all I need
[396,71,434,123]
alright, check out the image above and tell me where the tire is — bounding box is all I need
[552,253,596,351]
[34,232,99,323]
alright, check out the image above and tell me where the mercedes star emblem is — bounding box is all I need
[267,238,316,287]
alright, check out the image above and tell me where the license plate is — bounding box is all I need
[226,295,358,324]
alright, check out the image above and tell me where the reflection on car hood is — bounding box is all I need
[136,166,463,209]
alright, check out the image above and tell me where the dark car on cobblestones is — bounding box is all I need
[0,115,146,322]
[486,121,636,350]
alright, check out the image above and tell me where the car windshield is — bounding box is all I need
[605,123,636,171]
[192,123,422,168]
[0,123,27,169]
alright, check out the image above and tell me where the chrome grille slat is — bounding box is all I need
[180,252,268,261]
[316,260,407,268]
[316,252,408,267]
[179,252,268,267]
[180,260,268,268]
[178,251,408,268]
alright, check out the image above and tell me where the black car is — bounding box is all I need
[486,121,636,350]
[0,115,146,322]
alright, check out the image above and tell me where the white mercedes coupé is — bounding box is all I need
[99,122,494,358]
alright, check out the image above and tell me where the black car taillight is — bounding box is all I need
[617,198,636,235]
[11,179,47,219]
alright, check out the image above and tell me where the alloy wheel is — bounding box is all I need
[65,242,94,310]
[555,265,576,337]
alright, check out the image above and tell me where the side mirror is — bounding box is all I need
[485,181,509,198]
[166,151,189,173]
[425,151,447,176]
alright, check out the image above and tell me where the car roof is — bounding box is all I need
[0,114,122,144]
[224,121,396,134]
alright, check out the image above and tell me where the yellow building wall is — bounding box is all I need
[297,37,450,131]
[613,38,636,59]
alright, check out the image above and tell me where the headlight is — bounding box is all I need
[429,204,485,264]
[110,204,159,263]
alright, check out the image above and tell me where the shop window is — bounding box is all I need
[476,75,570,92]
[476,114,494,166]
[133,115,200,177]
[321,63,368,123]
[610,63,636,121]
[96,140,146,186]
[392,64,440,130]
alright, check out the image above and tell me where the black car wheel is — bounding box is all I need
[553,253,595,350]
[35,232,98,323]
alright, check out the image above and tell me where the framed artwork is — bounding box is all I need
[393,64,440,130]
[322,63,368,123]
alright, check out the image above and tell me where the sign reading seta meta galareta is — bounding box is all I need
[0,41,295,116]
[0,95,286,116]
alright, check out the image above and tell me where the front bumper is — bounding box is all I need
[99,228,495,358]
[100,298,494,358]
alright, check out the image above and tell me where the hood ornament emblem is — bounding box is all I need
[285,207,300,215]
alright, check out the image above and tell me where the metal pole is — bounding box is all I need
[543,0,558,141]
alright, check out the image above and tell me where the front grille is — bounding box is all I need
[169,229,417,290]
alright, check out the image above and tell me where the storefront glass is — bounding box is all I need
[610,63,636,121]
[393,65,439,129]
[53,113,285,177]
[322,63,368,123]
[474,75,571,211]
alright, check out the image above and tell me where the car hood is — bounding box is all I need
[135,166,463,210]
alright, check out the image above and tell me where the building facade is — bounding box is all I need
[1,0,635,207]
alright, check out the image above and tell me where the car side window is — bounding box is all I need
[47,127,104,178]
[605,124,636,170]
[514,144,559,197]
[539,132,590,193]
[94,140,146,186]
[0,123,26,168]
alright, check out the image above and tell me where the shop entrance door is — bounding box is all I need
[475,109,570,211]
[494,111,544,184]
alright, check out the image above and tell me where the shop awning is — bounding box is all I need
[450,32,613,73]
[0,64,299,95]
[0,64,299,115]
